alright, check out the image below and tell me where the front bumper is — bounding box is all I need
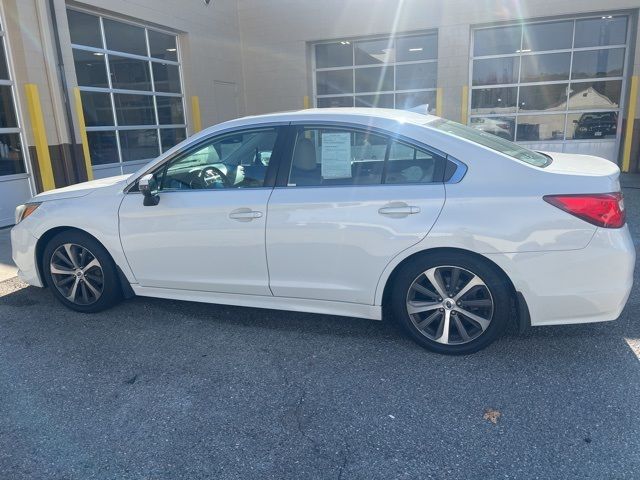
[487,225,635,326]
[11,223,43,287]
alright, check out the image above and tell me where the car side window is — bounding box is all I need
[159,128,278,190]
[287,127,387,187]
[384,140,441,184]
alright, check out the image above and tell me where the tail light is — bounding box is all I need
[543,192,625,228]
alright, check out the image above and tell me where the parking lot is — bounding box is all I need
[0,180,639,480]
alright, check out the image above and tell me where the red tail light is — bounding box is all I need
[543,192,626,228]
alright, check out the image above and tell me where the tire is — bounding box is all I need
[390,252,511,355]
[42,230,122,313]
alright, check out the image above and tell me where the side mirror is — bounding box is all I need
[138,173,160,206]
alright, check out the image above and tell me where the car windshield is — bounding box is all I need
[428,119,552,167]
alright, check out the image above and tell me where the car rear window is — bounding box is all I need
[428,119,552,167]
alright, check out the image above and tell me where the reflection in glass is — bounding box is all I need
[516,114,565,141]
[114,93,155,125]
[354,39,394,65]
[317,96,354,108]
[474,25,521,56]
[396,63,436,90]
[316,70,353,95]
[160,128,187,152]
[119,129,159,162]
[520,53,570,83]
[73,50,108,88]
[575,17,627,48]
[522,21,573,52]
[518,84,567,111]
[0,86,17,128]
[571,49,625,79]
[315,42,353,68]
[354,94,394,108]
[156,96,185,124]
[395,91,436,112]
[0,38,10,80]
[67,10,102,48]
[80,91,113,126]
[567,112,618,139]
[396,34,437,62]
[0,133,24,175]
[472,57,519,86]
[87,131,118,165]
[471,87,517,114]
[355,66,393,93]
[109,55,151,91]
[148,30,178,61]
[568,81,622,110]
[469,117,515,141]
[103,19,147,56]
[152,63,181,93]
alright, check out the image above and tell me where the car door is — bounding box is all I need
[265,124,447,305]
[119,125,286,295]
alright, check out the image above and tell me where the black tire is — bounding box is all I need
[42,230,122,313]
[390,252,511,355]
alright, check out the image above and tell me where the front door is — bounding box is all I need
[119,126,284,295]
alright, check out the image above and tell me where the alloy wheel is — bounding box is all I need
[49,243,104,305]
[405,265,494,345]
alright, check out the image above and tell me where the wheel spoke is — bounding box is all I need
[54,250,74,268]
[456,307,491,331]
[407,300,441,315]
[411,283,439,300]
[460,298,492,308]
[425,269,448,299]
[83,277,101,298]
[64,244,79,269]
[50,264,75,276]
[66,278,80,302]
[434,310,451,344]
[453,315,471,341]
[416,310,441,330]
[453,275,483,301]
[82,258,100,274]
[56,275,75,287]
[80,281,89,303]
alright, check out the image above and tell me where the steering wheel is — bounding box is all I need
[191,166,230,189]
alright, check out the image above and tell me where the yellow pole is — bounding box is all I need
[24,84,55,191]
[435,88,443,117]
[460,86,469,125]
[72,87,93,181]
[303,95,310,109]
[622,76,638,173]
[191,96,202,134]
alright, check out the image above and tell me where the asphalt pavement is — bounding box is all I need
[1,182,640,479]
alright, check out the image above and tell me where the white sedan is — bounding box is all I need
[11,108,635,354]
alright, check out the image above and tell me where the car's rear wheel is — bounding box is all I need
[43,230,122,313]
[390,252,511,355]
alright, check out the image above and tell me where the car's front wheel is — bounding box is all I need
[42,230,122,313]
[390,252,511,355]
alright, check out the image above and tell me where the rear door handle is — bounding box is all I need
[378,203,420,217]
[229,208,263,222]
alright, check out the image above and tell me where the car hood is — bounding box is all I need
[31,174,131,202]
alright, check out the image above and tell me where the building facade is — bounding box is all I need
[0,0,638,226]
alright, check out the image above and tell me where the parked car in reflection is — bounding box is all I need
[573,112,618,139]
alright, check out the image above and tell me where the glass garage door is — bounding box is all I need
[470,15,630,161]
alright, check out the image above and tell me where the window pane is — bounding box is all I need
[316,70,353,95]
[568,80,622,110]
[520,53,570,83]
[73,50,108,88]
[354,94,394,108]
[317,96,353,108]
[470,117,516,141]
[103,18,147,56]
[80,91,113,126]
[160,128,187,152]
[0,86,17,128]
[518,84,568,111]
[109,55,151,91]
[156,96,185,124]
[113,93,155,125]
[354,39,394,65]
[396,63,436,90]
[152,63,182,93]
[395,91,436,112]
[567,111,618,139]
[0,38,10,80]
[288,128,386,187]
[355,66,393,93]
[119,129,159,162]
[148,30,178,61]
[396,34,437,61]
[67,10,102,48]
[87,131,118,165]
[522,21,573,52]
[572,48,625,79]
[471,87,517,114]
[575,17,627,48]
[474,25,521,56]
[385,140,440,184]
[315,42,353,68]
[516,114,565,141]
[0,133,25,176]
[472,57,519,86]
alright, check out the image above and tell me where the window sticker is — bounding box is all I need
[321,132,352,179]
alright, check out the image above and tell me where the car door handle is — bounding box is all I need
[229,208,263,221]
[378,203,421,217]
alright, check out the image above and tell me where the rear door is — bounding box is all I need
[265,124,446,305]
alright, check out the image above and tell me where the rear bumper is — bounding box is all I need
[10,224,43,287]
[487,225,635,326]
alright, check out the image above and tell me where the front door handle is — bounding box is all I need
[229,208,263,222]
[378,203,420,218]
